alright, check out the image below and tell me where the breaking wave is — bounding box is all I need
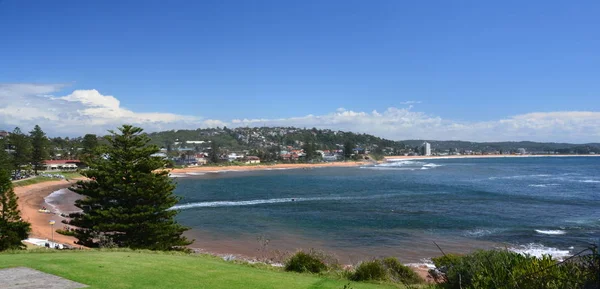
[361,160,442,170]
[169,173,189,178]
[535,229,566,235]
[528,184,560,187]
[172,195,391,210]
[508,243,571,260]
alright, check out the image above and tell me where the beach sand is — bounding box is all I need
[14,180,80,246]
[169,161,369,174]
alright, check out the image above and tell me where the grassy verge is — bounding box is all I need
[12,177,55,187]
[0,250,402,289]
[12,172,82,187]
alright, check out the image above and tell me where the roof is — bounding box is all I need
[246,156,260,160]
[44,160,82,165]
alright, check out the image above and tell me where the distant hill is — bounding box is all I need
[145,127,407,153]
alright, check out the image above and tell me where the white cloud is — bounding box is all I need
[0,83,599,143]
[0,83,224,135]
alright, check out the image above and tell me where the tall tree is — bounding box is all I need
[0,139,12,172]
[68,125,191,250]
[209,141,220,164]
[8,127,31,172]
[81,134,99,158]
[0,169,31,251]
[29,125,49,174]
[302,141,318,161]
[343,141,354,160]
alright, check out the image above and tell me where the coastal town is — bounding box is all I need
[2,126,599,173]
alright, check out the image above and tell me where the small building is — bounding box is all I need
[44,160,82,171]
[228,153,244,162]
[151,152,168,159]
[0,130,8,139]
[245,156,260,164]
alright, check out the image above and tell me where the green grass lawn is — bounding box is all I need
[12,172,82,187]
[0,250,402,289]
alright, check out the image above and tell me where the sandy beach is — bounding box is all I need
[169,160,370,174]
[14,179,80,246]
[171,154,599,174]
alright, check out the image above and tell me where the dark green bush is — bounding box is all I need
[350,260,388,281]
[284,250,328,273]
[55,229,76,236]
[382,257,423,284]
[349,258,424,284]
[432,249,597,289]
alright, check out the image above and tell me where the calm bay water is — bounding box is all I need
[172,157,600,264]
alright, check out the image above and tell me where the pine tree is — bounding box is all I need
[344,141,354,160]
[81,134,98,157]
[0,169,31,251]
[29,125,49,174]
[68,125,191,250]
[209,141,220,164]
[0,139,12,171]
[8,127,31,172]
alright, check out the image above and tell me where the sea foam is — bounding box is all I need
[364,160,442,170]
[509,243,571,260]
[170,194,393,210]
[169,173,189,178]
[44,189,68,213]
[535,229,566,235]
[580,179,600,183]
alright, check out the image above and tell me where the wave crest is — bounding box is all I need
[535,229,566,235]
[508,243,571,260]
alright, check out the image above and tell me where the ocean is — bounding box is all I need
[47,157,600,265]
[172,157,600,265]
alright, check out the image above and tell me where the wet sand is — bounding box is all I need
[169,161,369,174]
[14,180,81,246]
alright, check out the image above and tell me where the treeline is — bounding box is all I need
[1,126,100,174]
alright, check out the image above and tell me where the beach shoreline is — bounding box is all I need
[14,179,80,247]
[169,160,369,174]
[167,154,599,175]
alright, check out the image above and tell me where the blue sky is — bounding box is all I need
[0,0,599,142]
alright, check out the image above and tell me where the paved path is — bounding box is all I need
[0,267,87,289]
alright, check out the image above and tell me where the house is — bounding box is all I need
[228,153,244,162]
[0,130,8,139]
[151,152,168,159]
[194,153,208,165]
[44,160,82,171]
[245,156,260,164]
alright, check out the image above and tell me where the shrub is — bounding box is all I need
[432,249,596,289]
[285,250,328,273]
[349,258,424,284]
[382,257,423,284]
[55,229,76,237]
[350,260,388,281]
